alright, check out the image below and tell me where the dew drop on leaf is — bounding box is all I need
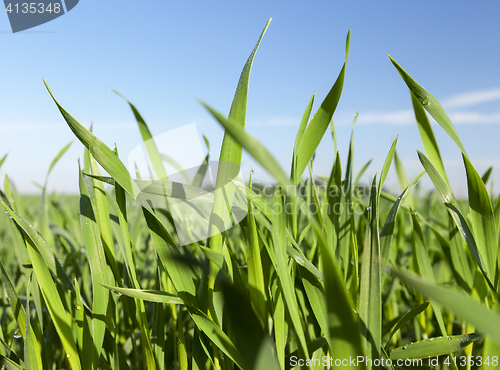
[13,328,22,339]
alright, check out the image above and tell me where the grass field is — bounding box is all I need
[1,19,500,370]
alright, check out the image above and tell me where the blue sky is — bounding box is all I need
[1,1,500,196]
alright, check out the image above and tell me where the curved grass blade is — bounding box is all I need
[384,302,429,347]
[463,154,498,286]
[391,268,500,345]
[44,79,141,198]
[295,29,350,179]
[389,56,467,156]
[112,90,167,180]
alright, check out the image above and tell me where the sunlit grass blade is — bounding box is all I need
[210,18,271,245]
[294,29,350,179]
[291,92,315,185]
[99,284,184,305]
[390,333,483,360]
[44,79,141,198]
[389,56,467,156]
[410,91,448,184]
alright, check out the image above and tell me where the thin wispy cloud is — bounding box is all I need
[442,88,500,109]
[352,87,500,125]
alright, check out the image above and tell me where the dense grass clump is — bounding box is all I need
[1,19,500,370]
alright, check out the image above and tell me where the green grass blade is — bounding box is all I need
[99,284,184,305]
[378,137,397,196]
[0,356,23,370]
[1,201,81,370]
[291,92,315,185]
[319,222,365,369]
[0,261,43,370]
[358,175,382,362]
[0,153,7,170]
[271,189,309,357]
[295,29,350,179]
[78,165,110,368]
[209,18,271,249]
[463,154,498,286]
[391,268,500,345]
[418,151,495,288]
[44,79,140,198]
[89,155,121,283]
[389,56,467,156]
[74,278,93,370]
[410,209,447,336]
[410,91,448,184]
[384,302,430,347]
[246,190,267,326]
[380,170,425,261]
[201,103,293,190]
[112,91,167,180]
[390,333,483,360]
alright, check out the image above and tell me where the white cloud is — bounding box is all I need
[350,87,500,125]
[449,111,500,124]
[442,88,500,109]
